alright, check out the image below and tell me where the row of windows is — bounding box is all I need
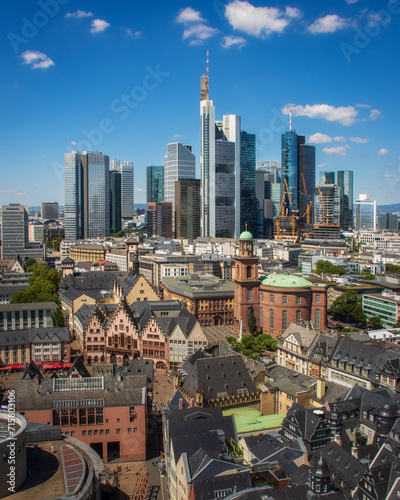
[63,428,138,437]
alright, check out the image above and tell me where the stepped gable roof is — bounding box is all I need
[261,273,316,289]
[119,271,139,294]
[181,355,256,400]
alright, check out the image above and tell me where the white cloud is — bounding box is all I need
[378,148,389,156]
[308,133,334,144]
[224,0,300,38]
[183,24,218,44]
[317,164,326,168]
[90,19,110,34]
[350,137,369,143]
[71,141,77,145]
[135,188,145,192]
[65,10,93,18]
[345,0,358,4]
[308,14,350,34]
[14,192,29,197]
[173,134,182,138]
[369,109,381,121]
[333,136,346,142]
[323,145,350,156]
[126,28,142,39]
[41,154,47,157]
[285,6,302,18]
[221,35,247,48]
[21,50,54,69]
[282,104,358,126]
[175,7,205,23]
[355,103,370,108]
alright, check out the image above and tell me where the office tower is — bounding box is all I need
[257,161,281,183]
[164,143,196,235]
[41,202,59,220]
[1,204,28,259]
[240,131,258,236]
[299,144,315,221]
[64,151,110,240]
[120,161,134,221]
[281,130,315,216]
[147,202,173,238]
[110,170,122,234]
[377,212,399,231]
[314,185,341,225]
[111,159,120,172]
[175,179,200,239]
[355,194,376,231]
[146,166,164,204]
[319,171,335,185]
[337,170,353,230]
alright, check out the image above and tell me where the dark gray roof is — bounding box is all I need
[29,327,70,343]
[192,468,252,500]
[181,355,257,400]
[0,284,30,295]
[0,301,57,312]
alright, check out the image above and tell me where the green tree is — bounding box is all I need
[329,290,366,325]
[247,306,257,334]
[368,316,382,330]
[24,258,37,272]
[51,306,65,327]
[314,260,347,276]
[386,263,400,274]
[10,264,61,304]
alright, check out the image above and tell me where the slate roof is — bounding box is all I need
[168,390,190,410]
[60,271,124,304]
[0,301,57,312]
[29,327,70,343]
[281,323,320,349]
[192,469,252,500]
[181,355,257,400]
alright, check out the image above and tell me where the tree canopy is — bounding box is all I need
[313,260,347,276]
[226,333,278,360]
[386,263,400,274]
[10,263,61,304]
[329,290,366,325]
[368,316,382,330]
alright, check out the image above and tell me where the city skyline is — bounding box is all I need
[2,0,399,207]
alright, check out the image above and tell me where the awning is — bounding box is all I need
[42,363,63,370]
[0,364,24,371]
[62,362,73,368]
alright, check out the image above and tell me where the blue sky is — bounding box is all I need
[2,0,400,206]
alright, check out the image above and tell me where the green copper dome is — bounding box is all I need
[239,230,253,240]
[261,273,313,288]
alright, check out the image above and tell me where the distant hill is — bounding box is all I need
[377,203,400,213]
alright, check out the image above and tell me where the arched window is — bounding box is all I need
[270,309,274,329]
[283,295,288,304]
[261,293,264,301]
[247,266,252,278]
[315,309,320,329]
[316,294,321,304]
[270,294,274,304]
[260,308,263,326]
[282,310,288,330]
[247,288,252,301]
[296,310,301,322]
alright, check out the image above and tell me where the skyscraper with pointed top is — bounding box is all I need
[200,52,258,238]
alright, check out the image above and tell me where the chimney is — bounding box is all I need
[190,397,195,407]
[179,398,183,410]
[316,379,326,399]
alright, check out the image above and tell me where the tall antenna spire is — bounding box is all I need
[200,49,210,101]
[206,49,209,93]
[290,107,292,131]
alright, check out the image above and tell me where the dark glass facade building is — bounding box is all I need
[281,131,315,217]
[146,166,164,204]
[110,170,122,234]
[319,171,335,185]
[240,131,258,236]
[175,179,200,239]
[337,170,353,230]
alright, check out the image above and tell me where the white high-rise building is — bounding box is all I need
[200,95,241,238]
[121,161,134,221]
[164,143,196,235]
[355,194,377,231]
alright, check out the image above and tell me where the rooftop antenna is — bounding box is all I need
[290,107,292,131]
[206,49,209,94]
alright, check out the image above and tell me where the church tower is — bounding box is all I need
[233,229,260,336]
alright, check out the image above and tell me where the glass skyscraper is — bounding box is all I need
[355,194,376,231]
[120,161,134,221]
[146,166,164,204]
[319,171,335,185]
[337,170,353,230]
[240,131,258,236]
[64,151,110,239]
[110,170,122,234]
[281,131,315,217]
[164,143,196,235]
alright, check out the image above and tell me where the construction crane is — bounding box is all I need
[303,202,312,224]
[276,191,287,240]
[317,185,329,225]
[284,178,297,240]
